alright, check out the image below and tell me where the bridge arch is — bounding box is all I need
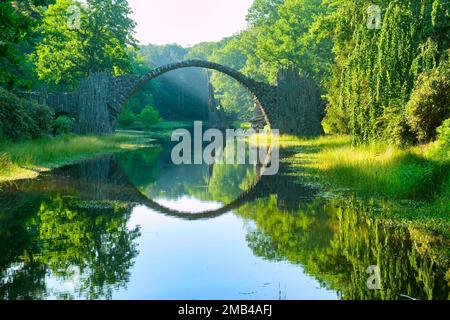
[108,60,277,129]
[121,146,278,220]
[130,174,264,220]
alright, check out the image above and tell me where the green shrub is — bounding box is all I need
[117,107,137,127]
[22,99,53,138]
[52,115,74,135]
[140,105,160,130]
[0,88,53,141]
[380,104,416,146]
[406,63,450,143]
[427,118,450,161]
[0,153,13,171]
[437,118,450,147]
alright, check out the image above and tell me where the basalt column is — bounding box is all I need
[276,67,325,136]
[75,72,113,134]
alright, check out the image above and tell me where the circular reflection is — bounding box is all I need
[116,134,267,218]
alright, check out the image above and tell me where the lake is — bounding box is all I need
[0,136,448,300]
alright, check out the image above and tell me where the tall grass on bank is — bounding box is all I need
[0,133,150,182]
[249,133,449,200]
[249,133,450,235]
[309,143,447,199]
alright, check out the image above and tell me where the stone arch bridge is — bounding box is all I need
[24,59,324,136]
[109,60,277,131]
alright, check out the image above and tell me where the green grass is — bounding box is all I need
[248,133,449,234]
[250,133,449,199]
[118,120,193,140]
[0,132,151,182]
[147,120,192,130]
[305,142,447,199]
[118,120,192,132]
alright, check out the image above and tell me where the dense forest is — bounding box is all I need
[1,0,448,146]
[185,0,450,146]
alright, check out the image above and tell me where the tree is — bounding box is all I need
[0,87,53,141]
[34,0,137,89]
[0,0,56,89]
[246,0,284,27]
[208,36,254,120]
[125,50,157,115]
[253,0,332,82]
[406,63,450,143]
[321,0,449,143]
[140,105,160,130]
[117,107,136,128]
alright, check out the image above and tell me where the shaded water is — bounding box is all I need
[0,139,448,300]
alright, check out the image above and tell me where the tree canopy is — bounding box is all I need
[34,0,137,89]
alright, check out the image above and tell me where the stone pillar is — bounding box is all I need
[276,67,324,136]
[250,102,266,130]
[75,72,113,134]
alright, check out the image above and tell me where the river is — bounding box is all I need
[0,135,448,300]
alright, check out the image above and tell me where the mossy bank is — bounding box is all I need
[0,132,152,183]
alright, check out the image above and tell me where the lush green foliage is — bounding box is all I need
[52,115,74,135]
[117,104,160,130]
[0,0,55,89]
[181,0,450,145]
[0,132,149,182]
[34,0,136,89]
[406,63,450,143]
[2,0,449,146]
[140,105,160,130]
[427,118,450,160]
[321,0,449,144]
[0,88,53,141]
[251,133,449,201]
[117,107,137,128]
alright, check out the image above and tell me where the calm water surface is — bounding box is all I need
[0,138,448,300]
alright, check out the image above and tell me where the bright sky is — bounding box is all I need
[128,0,253,47]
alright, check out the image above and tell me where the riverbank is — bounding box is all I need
[117,120,192,139]
[0,132,152,183]
[249,133,450,237]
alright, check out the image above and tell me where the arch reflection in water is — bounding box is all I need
[0,141,448,299]
[115,136,270,218]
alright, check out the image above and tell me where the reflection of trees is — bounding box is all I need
[0,153,143,299]
[0,191,47,300]
[139,139,260,205]
[117,147,162,194]
[33,197,140,300]
[0,191,139,299]
[0,262,47,300]
[238,196,449,300]
[187,163,259,204]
